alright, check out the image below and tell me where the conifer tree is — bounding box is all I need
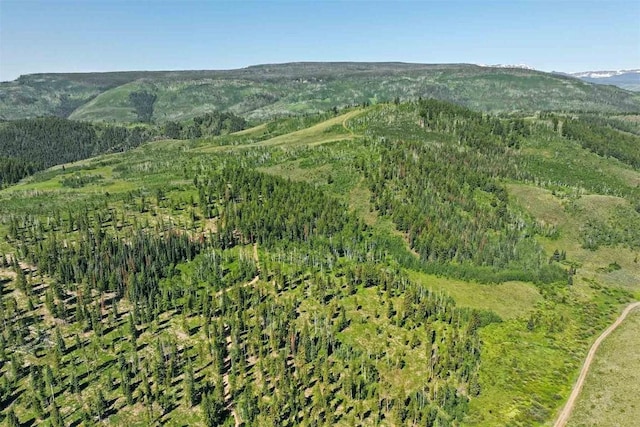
[6,408,19,427]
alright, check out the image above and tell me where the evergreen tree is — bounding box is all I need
[91,388,107,421]
[51,402,64,427]
[184,362,196,407]
[55,327,66,354]
[201,389,226,427]
[6,407,19,427]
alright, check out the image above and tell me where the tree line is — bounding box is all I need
[0,110,247,187]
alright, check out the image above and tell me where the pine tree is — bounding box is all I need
[6,407,19,427]
[70,369,79,394]
[202,385,226,427]
[51,402,64,427]
[122,372,133,406]
[55,327,66,354]
[91,388,107,421]
[15,263,27,293]
[184,362,195,407]
[127,313,138,342]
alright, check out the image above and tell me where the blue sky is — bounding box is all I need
[0,0,638,81]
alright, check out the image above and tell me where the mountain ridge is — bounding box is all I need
[560,69,640,91]
[2,62,639,122]
[570,69,640,78]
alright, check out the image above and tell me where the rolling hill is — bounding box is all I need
[2,63,640,123]
[0,98,639,426]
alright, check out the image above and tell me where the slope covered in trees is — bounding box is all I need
[1,63,639,122]
[0,111,247,186]
[0,156,39,186]
[562,116,640,168]
[0,117,152,167]
[0,99,639,426]
[0,117,152,186]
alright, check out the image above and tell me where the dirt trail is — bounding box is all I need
[554,301,640,427]
[342,111,358,135]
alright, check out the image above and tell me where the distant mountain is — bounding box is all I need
[477,63,536,70]
[1,62,640,122]
[567,69,640,91]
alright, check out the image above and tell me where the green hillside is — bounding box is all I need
[0,72,139,120]
[1,99,639,426]
[2,63,640,123]
[0,111,247,187]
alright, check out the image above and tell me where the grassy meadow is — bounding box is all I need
[567,309,640,427]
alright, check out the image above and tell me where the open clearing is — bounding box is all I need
[507,183,640,293]
[195,109,363,152]
[408,270,541,320]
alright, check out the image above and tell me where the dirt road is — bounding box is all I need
[554,301,640,427]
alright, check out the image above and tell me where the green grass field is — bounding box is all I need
[507,183,640,295]
[407,271,541,320]
[567,309,640,427]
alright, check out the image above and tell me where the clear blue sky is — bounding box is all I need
[0,0,638,81]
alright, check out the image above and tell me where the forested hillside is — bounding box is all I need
[0,118,149,186]
[2,63,640,122]
[0,99,639,426]
[0,110,246,186]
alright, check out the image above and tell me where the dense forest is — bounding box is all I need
[0,97,639,426]
[0,156,40,186]
[0,117,152,185]
[0,110,247,187]
[562,116,640,168]
[164,111,247,140]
